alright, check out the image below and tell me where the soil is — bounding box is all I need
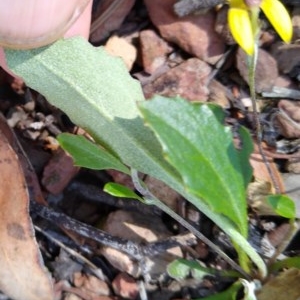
[0,1,300,299]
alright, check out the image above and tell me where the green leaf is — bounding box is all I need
[167,259,191,280]
[187,104,253,188]
[267,194,296,219]
[5,38,266,277]
[57,133,130,174]
[167,258,240,280]
[206,102,226,123]
[270,257,300,272]
[139,96,250,237]
[236,126,253,188]
[104,182,143,201]
[167,259,210,280]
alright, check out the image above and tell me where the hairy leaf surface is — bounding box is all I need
[5,37,179,186]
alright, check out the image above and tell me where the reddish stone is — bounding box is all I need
[140,29,173,74]
[143,58,211,101]
[42,149,79,194]
[271,42,300,75]
[236,47,278,93]
[112,273,138,300]
[276,100,300,138]
[144,0,226,64]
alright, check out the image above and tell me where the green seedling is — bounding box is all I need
[4,1,298,298]
[6,38,265,278]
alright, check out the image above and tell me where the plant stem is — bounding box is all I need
[131,169,252,280]
[248,8,280,193]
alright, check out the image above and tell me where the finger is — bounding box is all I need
[0,0,92,78]
[65,0,92,39]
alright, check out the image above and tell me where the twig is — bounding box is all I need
[143,232,196,257]
[137,280,148,300]
[34,225,106,281]
[262,86,300,100]
[253,149,300,159]
[67,181,162,216]
[30,201,197,261]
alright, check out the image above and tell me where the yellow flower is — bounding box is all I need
[228,0,293,55]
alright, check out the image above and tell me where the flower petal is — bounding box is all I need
[228,8,255,55]
[260,0,293,42]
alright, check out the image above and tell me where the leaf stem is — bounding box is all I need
[131,169,252,280]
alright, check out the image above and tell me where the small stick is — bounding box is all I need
[34,224,106,280]
[30,201,197,260]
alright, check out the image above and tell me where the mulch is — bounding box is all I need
[0,1,300,299]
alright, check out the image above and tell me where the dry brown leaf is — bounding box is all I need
[248,145,286,215]
[256,268,300,300]
[0,130,53,300]
[250,149,285,194]
[0,113,47,205]
[247,179,277,216]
